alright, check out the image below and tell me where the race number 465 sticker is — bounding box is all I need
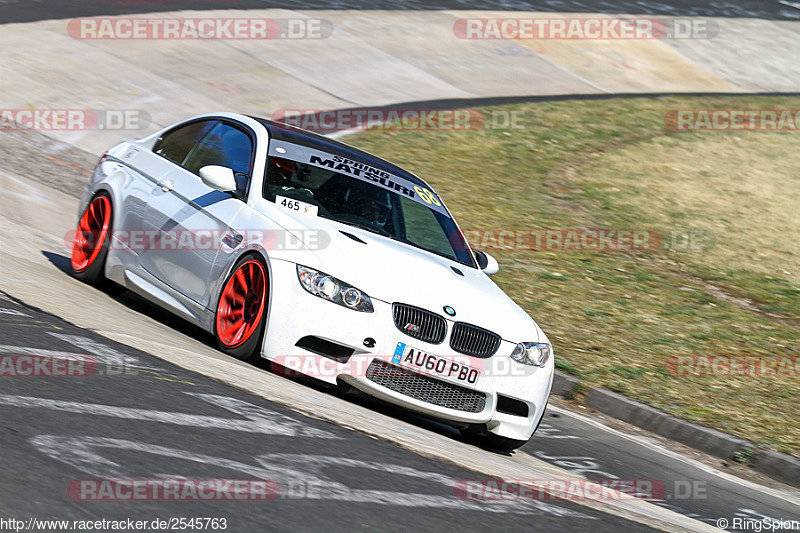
[275,195,318,216]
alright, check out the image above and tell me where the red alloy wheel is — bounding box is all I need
[216,259,268,348]
[71,195,111,273]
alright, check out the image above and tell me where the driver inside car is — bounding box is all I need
[269,157,315,202]
[352,187,392,229]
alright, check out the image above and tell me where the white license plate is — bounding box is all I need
[391,342,479,384]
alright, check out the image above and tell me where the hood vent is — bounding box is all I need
[339,230,367,244]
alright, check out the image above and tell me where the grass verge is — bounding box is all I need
[347,95,800,456]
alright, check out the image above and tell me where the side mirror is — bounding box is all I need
[199,165,237,192]
[474,250,499,276]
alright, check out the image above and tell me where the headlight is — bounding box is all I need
[296,265,374,312]
[510,342,551,367]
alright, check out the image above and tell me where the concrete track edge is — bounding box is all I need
[552,372,800,489]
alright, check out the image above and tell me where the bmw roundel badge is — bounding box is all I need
[443,305,456,316]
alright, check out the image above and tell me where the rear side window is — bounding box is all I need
[182,122,253,177]
[154,120,215,165]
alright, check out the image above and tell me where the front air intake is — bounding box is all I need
[366,360,486,413]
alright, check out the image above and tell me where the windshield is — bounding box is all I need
[262,151,475,267]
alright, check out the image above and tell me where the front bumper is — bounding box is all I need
[261,258,554,441]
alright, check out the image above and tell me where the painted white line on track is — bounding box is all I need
[0,307,31,317]
[546,404,800,507]
[0,393,341,439]
[30,434,590,518]
[0,343,163,373]
[48,332,144,367]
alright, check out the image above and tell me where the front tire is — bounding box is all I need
[71,192,113,285]
[214,255,269,363]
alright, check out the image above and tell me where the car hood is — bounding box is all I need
[261,207,542,343]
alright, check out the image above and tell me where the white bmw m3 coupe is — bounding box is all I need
[71,112,554,450]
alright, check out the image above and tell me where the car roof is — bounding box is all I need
[250,117,431,189]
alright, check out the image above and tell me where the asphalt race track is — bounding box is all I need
[1,0,798,23]
[0,292,650,532]
[1,1,800,532]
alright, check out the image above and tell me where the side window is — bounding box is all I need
[153,120,216,165]
[182,122,253,178]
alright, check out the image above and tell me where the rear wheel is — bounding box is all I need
[214,256,269,363]
[71,192,113,284]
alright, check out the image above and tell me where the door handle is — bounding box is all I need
[158,179,174,192]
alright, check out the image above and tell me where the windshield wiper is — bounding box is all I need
[327,217,392,237]
[350,222,391,237]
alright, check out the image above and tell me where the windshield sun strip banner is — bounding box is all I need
[268,142,449,216]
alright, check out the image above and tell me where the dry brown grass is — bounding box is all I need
[350,95,800,456]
